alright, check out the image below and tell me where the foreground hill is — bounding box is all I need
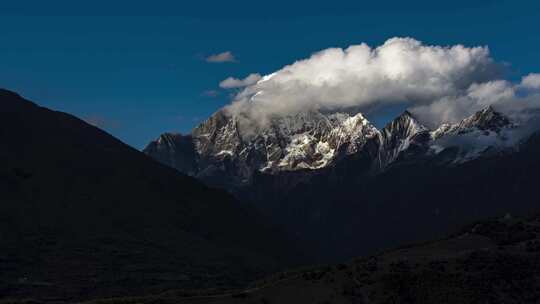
[78,214,540,304]
[0,89,297,302]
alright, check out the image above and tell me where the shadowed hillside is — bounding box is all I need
[75,214,540,304]
[0,89,299,302]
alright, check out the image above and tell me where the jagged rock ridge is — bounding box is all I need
[431,106,513,139]
[146,109,380,185]
[144,106,515,186]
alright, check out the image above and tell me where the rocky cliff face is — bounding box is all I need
[143,133,198,175]
[376,110,431,168]
[431,106,513,139]
[145,109,380,186]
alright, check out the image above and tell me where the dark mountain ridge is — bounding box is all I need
[0,89,299,302]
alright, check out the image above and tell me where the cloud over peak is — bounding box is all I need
[205,51,236,63]
[225,37,504,125]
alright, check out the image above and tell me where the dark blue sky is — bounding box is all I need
[1,0,539,148]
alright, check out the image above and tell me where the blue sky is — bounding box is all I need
[1,0,539,148]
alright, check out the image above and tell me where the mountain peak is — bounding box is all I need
[471,105,497,120]
[460,106,512,132]
[401,110,414,117]
[157,132,182,143]
[431,106,513,141]
[481,105,495,113]
[384,109,427,135]
[377,110,430,168]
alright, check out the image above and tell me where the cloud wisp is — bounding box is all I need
[205,51,236,63]
[520,73,540,90]
[201,90,220,97]
[219,73,262,89]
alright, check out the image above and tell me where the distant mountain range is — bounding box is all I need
[0,89,299,302]
[146,104,540,262]
[144,105,515,188]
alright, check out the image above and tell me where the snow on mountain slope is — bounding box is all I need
[191,110,378,177]
[427,107,515,163]
[431,106,513,139]
[377,111,430,168]
[262,111,379,171]
[144,106,517,186]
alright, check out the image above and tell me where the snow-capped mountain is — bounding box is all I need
[431,106,513,139]
[145,109,380,185]
[144,106,516,187]
[377,110,431,168]
[425,106,516,163]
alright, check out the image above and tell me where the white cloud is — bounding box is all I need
[411,80,516,126]
[205,51,236,63]
[225,38,500,124]
[411,79,540,127]
[214,37,540,132]
[219,73,262,89]
[520,73,540,89]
